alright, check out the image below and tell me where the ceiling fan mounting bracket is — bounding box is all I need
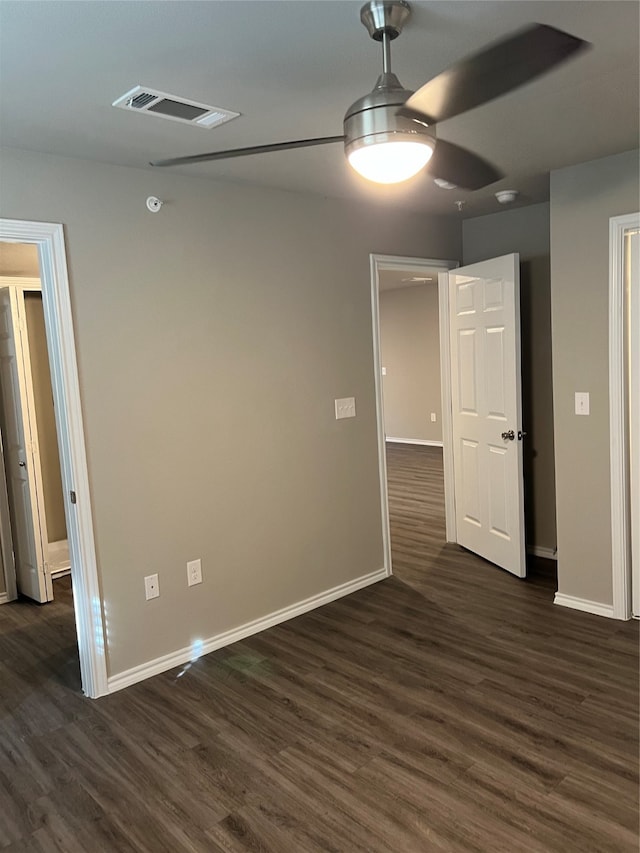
[360,0,411,42]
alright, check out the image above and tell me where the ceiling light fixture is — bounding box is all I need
[434,178,458,190]
[495,189,519,204]
[344,1,435,184]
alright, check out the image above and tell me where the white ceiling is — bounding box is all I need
[1,1,637,218]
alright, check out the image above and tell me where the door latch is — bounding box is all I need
[70,490,77,505]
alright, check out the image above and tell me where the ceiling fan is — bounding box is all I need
[151,0,588,189]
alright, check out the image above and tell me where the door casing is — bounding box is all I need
[0,219,107,697]
[370,254,459,570]
[609,212,640,620]
[0,281,53,602]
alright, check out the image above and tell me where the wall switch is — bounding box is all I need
[381,367,387,376]
[430,412,437,422]
[144,573,160,600]
[187,558,202,587]
[575,392,590,416]
[335,397,356,419]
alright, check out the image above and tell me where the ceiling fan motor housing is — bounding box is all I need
[343,73,436,159]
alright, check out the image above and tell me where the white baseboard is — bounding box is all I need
[51,567,71,579]
[554,592,615,619]
[0,592,9,605]
[108,566,388,694]
[527,546,557,560]
[385,437,443,447]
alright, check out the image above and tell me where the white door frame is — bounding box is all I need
[0,276,42,603]
[370,254,459,573]
[0,219,107,697]
[609,211,640,620]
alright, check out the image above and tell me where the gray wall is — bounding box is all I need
[550,149,639,605]
[463,202,556,553]
[24,292,67,544]
[379,283,442,443]
[0,147,460,677]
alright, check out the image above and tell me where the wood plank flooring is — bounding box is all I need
[0,442,638,851]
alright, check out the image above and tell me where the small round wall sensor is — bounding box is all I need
[146,196,163,213]
[454,200,465,211]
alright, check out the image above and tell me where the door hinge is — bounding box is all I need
[70,490,77,504]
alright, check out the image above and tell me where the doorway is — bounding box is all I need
[371,252,542,583]
[0,220,107,697]
[610,212,640,619]
[370,254,458,575]
[0,276,71,603]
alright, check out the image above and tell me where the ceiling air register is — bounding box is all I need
[112,86,240,129]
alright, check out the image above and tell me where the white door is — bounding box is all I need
[448,254,526,577]
[0,288,51,602]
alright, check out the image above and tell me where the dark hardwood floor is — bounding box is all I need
[1,442,638,851]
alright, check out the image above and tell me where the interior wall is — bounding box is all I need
[550,148,640,606]
[24,292,67,544]
[462,202,555,554]
[379,283,442,443]
[0,147,461,678]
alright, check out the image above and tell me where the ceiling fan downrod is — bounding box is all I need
[360,0,410,76]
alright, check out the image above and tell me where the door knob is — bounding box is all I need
[18,460,26,467]
[501,430,515,441]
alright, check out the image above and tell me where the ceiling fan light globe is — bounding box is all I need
[347,138,433,184]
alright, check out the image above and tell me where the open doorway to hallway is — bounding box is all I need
[0,220,107,698]
[373,254,558,590]
[0,243,71,605]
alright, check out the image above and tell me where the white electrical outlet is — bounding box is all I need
[144,573,160,600]
[187,558,202,586]
[430,412,437,422]
[335,397,356,420]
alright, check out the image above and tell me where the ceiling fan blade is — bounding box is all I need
[150,135,345,167]
[399,23,589,125]
[427,139,503,190]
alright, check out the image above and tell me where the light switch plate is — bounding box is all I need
[381,367,387,376]
[335,397,356,419]
[575,392,590,416]
[430,412,437,422]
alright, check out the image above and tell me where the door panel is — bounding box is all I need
[449,254,526,577]
[0,288,50,602]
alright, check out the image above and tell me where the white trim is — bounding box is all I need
[609,212,640,620]
[370,257,392,577]
[0,219,107,697]
[108,566,388,693]
[385,437,443,447]
[50,567,72,579]
[0,426,16,602]
[370,254,459,560]
[554,592,615,619]
[438,271,457,543]
[0,276,42,290]
[0,592,9,605]
[527,545,557,561]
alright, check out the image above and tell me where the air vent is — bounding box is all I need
[112,86,240,129]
